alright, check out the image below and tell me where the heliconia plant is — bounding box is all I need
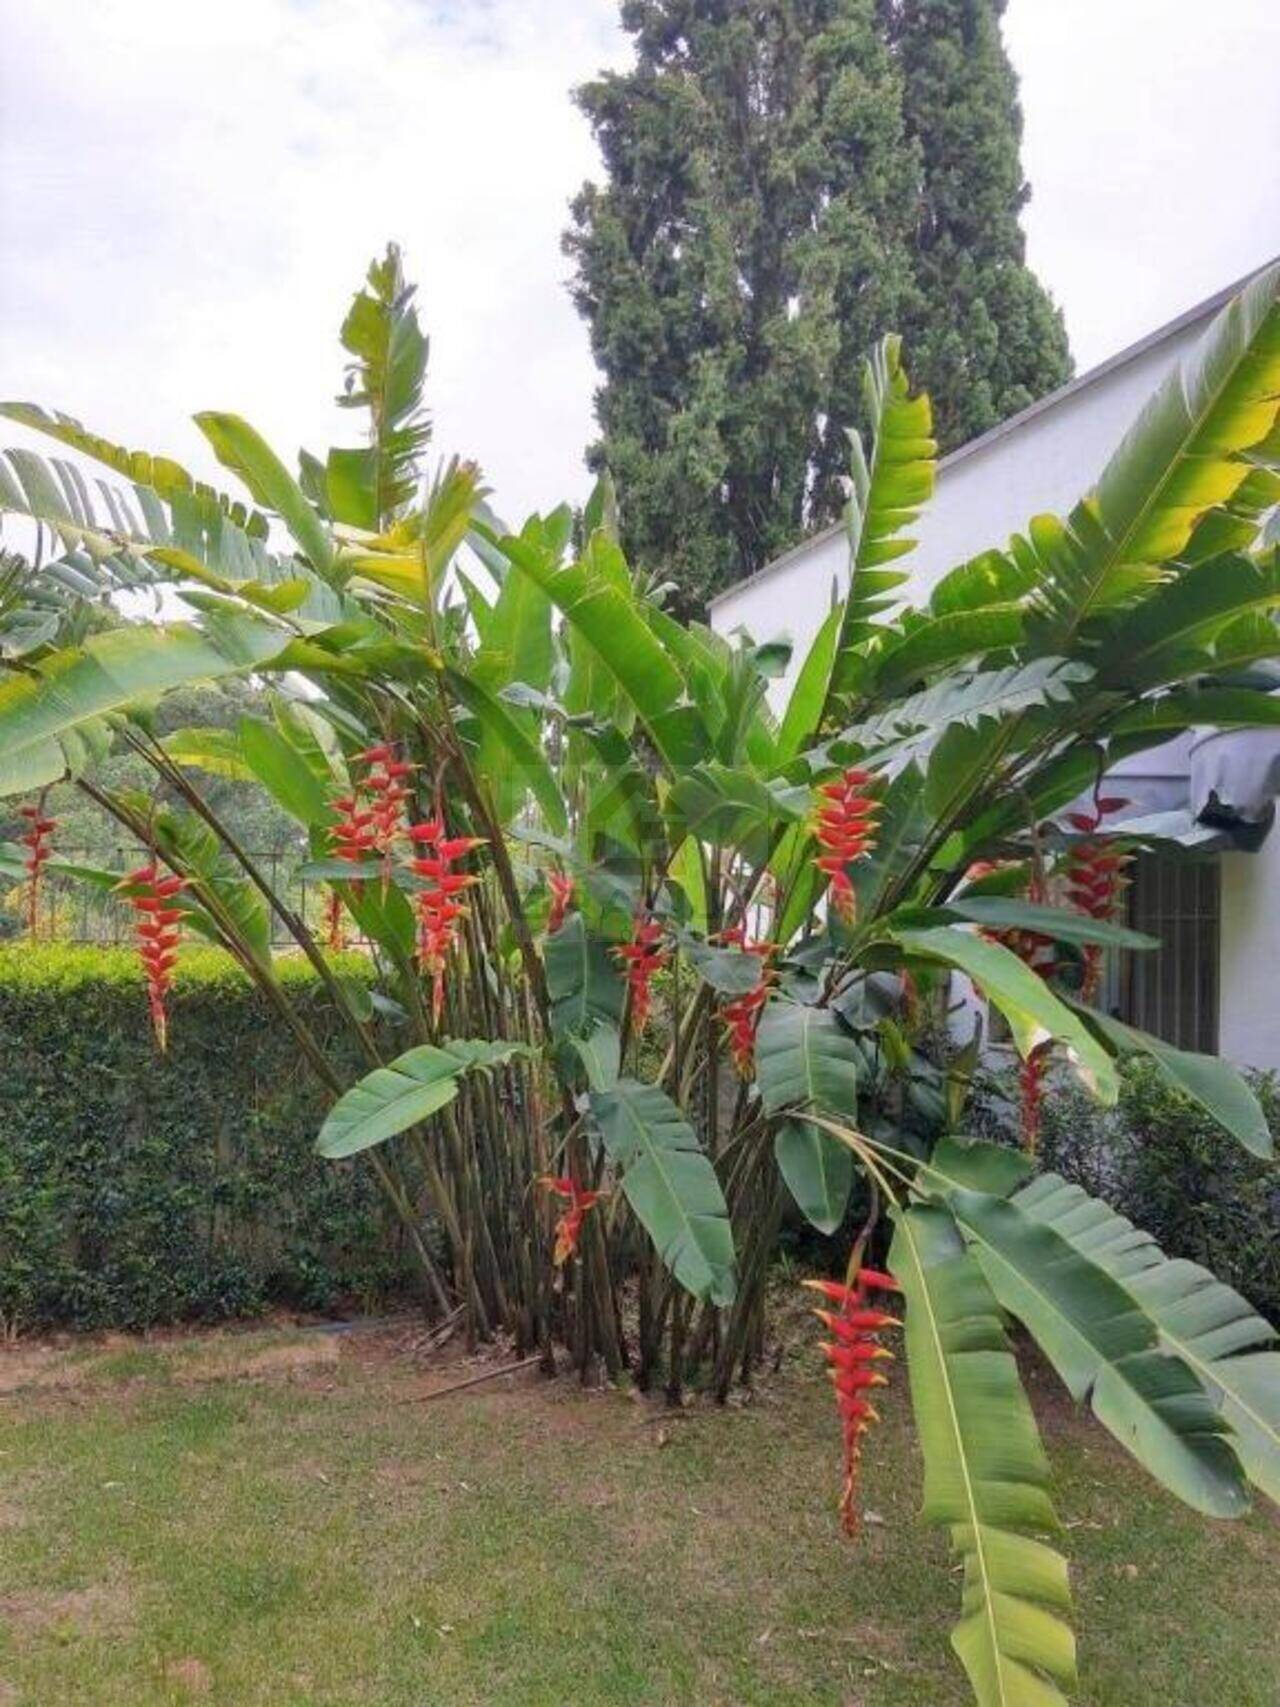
[1,244,1278,1706]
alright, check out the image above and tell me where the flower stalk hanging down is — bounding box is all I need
[1063,788,1130,1002]
[803,1268,900,1536]
[713,925,777,1077]
[17,794,56,937]
[117,863,188,1052]
[813,767,880,924]
[406,818,484,1024]
[330,791,379,865]
[616,916,667,1035]
[538,1175,605,1267]
[324,886,346,952]
[546,870,575,935]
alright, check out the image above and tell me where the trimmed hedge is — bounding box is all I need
[0,945,409,1332]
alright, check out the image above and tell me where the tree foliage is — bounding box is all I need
[565,0,1069,605]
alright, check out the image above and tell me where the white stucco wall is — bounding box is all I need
[709,275,1280,1071]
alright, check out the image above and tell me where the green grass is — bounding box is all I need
[0,1327,1276,1705]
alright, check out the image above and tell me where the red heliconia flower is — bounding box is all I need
[712,925,777,1077]
[330,793,378,865]
[803,1267,901,1536]
[616,917,667,1034]
[324,886,346,952]
[407,817,484,1024]
[360,750,415,859]
[813,767,880,924]
[1063,788,1131,1002]
[538,1174,605,1267]
[117,863,188,1052]
[17,795,57,938]
[546,871,575,935]
[1019,1039,1054,1155]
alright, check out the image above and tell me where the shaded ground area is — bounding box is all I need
[1,1322,1276,1705]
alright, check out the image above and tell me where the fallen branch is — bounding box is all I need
[402,1353,545,1404]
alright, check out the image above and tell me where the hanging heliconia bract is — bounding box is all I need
[813,767,880,924]
[17,795,56,937]
[714,924,777,1077]
[360,747,415,861]
[1063,789,1130,1002]
[546,871,575,935]
[406,818,484,1024]
[330,790,378,864]
[616,916,667,1034]
[804,1269,900,1536]
[118,863,188,1052]
[538,1175,604,1267]
[324,886,346,952]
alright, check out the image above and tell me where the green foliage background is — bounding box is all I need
[566,0,1070,605]
[0,946,408,1331]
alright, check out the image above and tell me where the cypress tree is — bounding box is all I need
[888,0,1071,450]
[567,0,1068,605]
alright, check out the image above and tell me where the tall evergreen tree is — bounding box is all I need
[888,0,1071,450]
[566,0,1069,606]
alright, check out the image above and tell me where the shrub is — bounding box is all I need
[972,1055,1280,1320]
[0,944,409,1332]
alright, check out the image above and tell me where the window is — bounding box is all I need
[1102,853,1220,1052]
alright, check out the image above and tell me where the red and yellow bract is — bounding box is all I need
[17,795,56,937]
[546,871,575,935]
[539,1174,604,1267]
[616,917,667,1035]
[117,863,188,1052]
[804,1267,900,1535]
[813,768,880,924]
[1063,788,1130,1002]
[407,818,484,1024]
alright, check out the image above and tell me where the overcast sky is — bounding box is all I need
[2,0,1277,529]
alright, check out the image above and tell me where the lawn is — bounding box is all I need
[1,1321,1276,1706]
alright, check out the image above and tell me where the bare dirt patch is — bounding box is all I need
[0,1582,134,1643]
[163,1656,212,1695]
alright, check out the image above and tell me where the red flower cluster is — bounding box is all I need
[324,887,346,952]
[616,917,667,1035]
[804,1268,900,1536]
[813,767,880,924]
[358,744,415,858]
[17,796,56,937]
[546,871,575,935]
[714,925,777,1077]
[330,790,378,864]
[1063,790,1130,1002]
[538,1175,604,1267]
[118,863,188,1052]
[407,818,484,1024]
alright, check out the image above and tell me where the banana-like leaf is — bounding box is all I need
[447,668,567,833]
[839,658,1092,757]
[161,726,255,781]
[589,1077,736,1304]
[0,615,287,761]
[945,1188,1249,1518]
[1098,551,1280,689]
[1027,260,1280,649]
[317,1039,530,1159]
[1013,1172,1280,1505]
[495,528,701,767]
[874,607,1025,696]
[1075,1006,1271,1159]
[754,1002,864,1116]
[1107,685,1280,737]
[545,912,625,1039]
[892,926,1118,1104]
[196,412,336,576]
[891,1203,1075,1707]
[774,1118,852,1234]
[679,933,766,996]
[0,737,66,798]
[776,604,841,762]
[943,897,1158,952]
[238,717,333,827]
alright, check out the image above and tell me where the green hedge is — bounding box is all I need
[0,945,409,1332]
[973,1055,1280,1322]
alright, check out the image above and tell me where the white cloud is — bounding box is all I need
[1,0,1276,540]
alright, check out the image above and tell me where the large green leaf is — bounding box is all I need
[1014,1172,1280,1505]
[891,1203,1074,1707]
[544,912,625,1039]
[447,668,566,834]
[196,412,336,576]
[774,1118,852,1234]
[1098,551,1280,689]
[238,717,332,827]
[0,616,287,760]
[495,529,700,767]
[754,1002,863,1116]
[840,658,1092,757]
[776,604,841,762]
[945,1188,1249,1518]
[589,1077,736,1304]
[1028,261,1280,649]
[1077,1007,1271,1159]
[944,897,1158,953]
[893,926,1118,1103]
[317,1039,529,1159]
